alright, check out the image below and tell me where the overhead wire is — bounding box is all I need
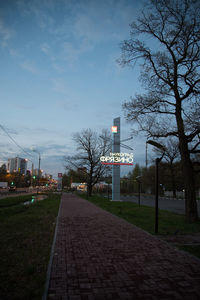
[0,124,34,162]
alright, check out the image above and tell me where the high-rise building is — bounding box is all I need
[33,169,43,177]
[7,157,28,175]
[7,158,16,173]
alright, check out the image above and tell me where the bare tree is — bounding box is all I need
[153,137,180,197]
[65,129,111,196]
[118,0,200,222]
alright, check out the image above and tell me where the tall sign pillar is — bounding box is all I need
[57,173,63,191]
[112,117,120,201]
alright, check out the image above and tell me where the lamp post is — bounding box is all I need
[25,158,34,187]
[32,150,41,191]
[30,161,34,187]
[136,176,142,207]
[146,140,166,234]
[146,141,148,168]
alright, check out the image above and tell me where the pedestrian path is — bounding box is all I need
[46,193,200,299]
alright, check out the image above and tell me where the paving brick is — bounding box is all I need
[47,193,200,299]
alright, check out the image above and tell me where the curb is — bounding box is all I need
[42,193,62,300]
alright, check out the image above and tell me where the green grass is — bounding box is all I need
[80,194,200,259]
[0,194,36,208]
[81,194,200,235]
[0,193,61,300]
[177,245,200,259]
[80,194,200,258]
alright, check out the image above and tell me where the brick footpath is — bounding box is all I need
[46,193,200,300]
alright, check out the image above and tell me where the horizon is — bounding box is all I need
[0,0,150,178]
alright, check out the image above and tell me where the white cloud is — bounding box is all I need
[14,104,35,110]
[71,0,141,43]
[62,39,93,65]
[17,0,142,66]
[56,100,78,112]
[20,60,39,73]
[51,78,70,95]
[40,42,51,55]
[0,18,15,47]
[17,0,55,29]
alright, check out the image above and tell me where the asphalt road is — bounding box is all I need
[121,194,200,215]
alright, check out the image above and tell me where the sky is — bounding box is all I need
[0,0,149,178]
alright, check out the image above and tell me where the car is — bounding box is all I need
[9,186,16,192]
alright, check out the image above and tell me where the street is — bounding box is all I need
[121,194,200,215]
[0,187,49,198]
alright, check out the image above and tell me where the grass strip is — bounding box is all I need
[177,245,200,259]
[80,194,200,258]
[0,194,37,208]
[81,194,200,235]
[0,193,61,300]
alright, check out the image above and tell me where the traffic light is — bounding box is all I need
[11,181,14,185]
[33,176,36,179]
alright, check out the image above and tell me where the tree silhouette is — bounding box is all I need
[119,0,200,222]
[65,129,111,196]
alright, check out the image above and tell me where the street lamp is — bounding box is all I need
[32,149,41,189]
[146,140,166,234]
[26,158,34,187]
[136,176,142,207]
[146,141,148,168]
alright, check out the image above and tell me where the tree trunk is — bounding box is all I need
[170,163,176,198]
[180,142,198,222]
[176,102,198,222]
[87,184,92,197]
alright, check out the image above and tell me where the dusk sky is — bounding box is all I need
[0,0,149,178]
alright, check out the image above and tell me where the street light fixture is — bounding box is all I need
[146,140,166,234]
[32,149,41,190]
[26,158,34,187]
[136,175,142,207]
[146,140,166,152]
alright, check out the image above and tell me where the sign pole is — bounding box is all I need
[57,173,63,191]
[112,117,120,201]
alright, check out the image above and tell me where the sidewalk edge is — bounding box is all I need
[42,193,62,300]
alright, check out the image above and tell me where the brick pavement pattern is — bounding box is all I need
[47,193,200,299]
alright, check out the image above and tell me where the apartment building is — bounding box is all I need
[7,157,28,175]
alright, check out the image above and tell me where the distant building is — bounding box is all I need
[44,173,52,179]
[7,158,16,173]
[33,169,43,177]
[7,157,28,175]
[71,182,87,192]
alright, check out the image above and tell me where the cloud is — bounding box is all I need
[40,143,70,156]
[40,42,51,55]
[17,0,142,66]
[17,0,55,29]
[13,104,35,111]
[40,42,56,62]
[51,78,70,94]
[20,60,39,73]
[56,100,78,112]
[9,48,21,58]
[70,0,142,43]
[0,124,18,135]
[0,18,15,47]
[62,38,94,65]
